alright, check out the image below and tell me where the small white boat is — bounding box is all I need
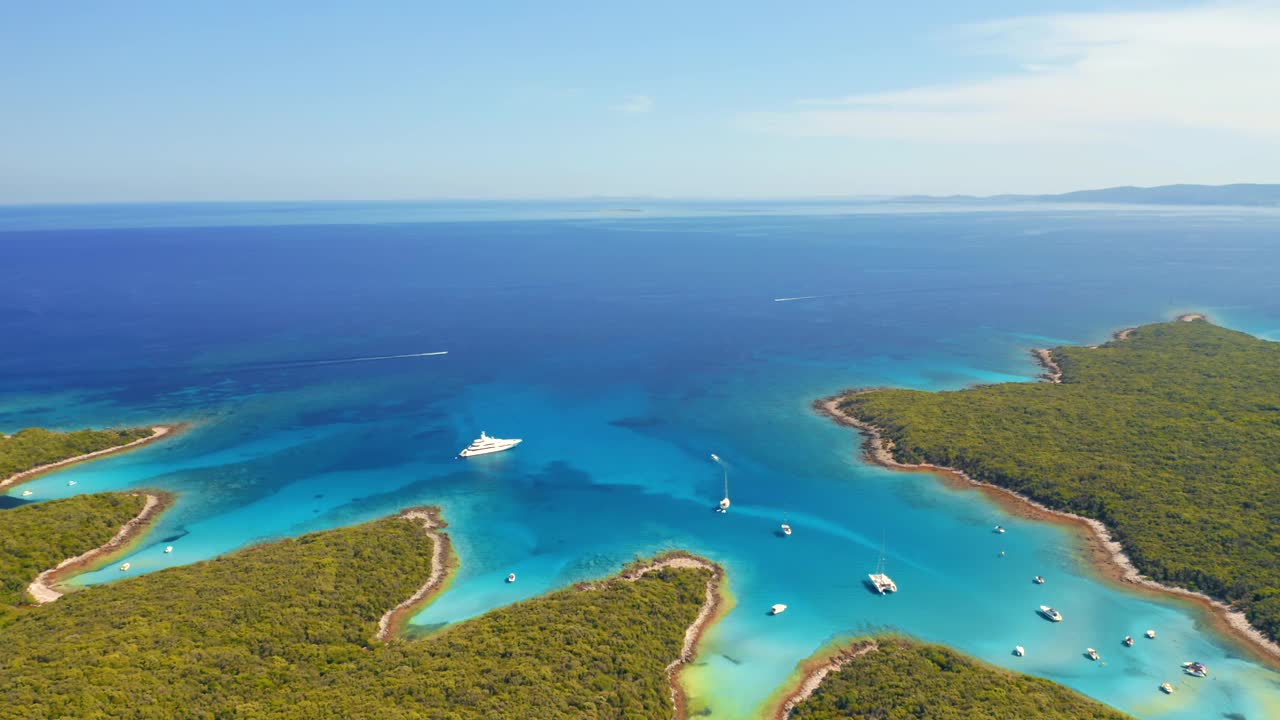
[67,480,77,487]
[1160,682,1175,694]
[712,454,730,512]
[119,563,131,572]
[21,490,33,497]
[1039,605,1063,622]
[1123,636,1134,647]
[1145,629,1157,639]
[770,604,787,615]
[1013,645,1025,657]
[1182,661,1208,678]
[164,546,174,554]
[506,573,517,583]
[457,431,522,458]
[994,525,1006,534]
[1033,575,1046,584]
[781,523,792,536]
[1086,648,1100,661]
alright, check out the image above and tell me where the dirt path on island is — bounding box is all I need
[770,640,879,719]
[575,552,726,720]
[376,507,454,642]
[2,425,179,492]
[27,492,171,603]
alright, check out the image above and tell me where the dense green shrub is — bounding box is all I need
[0,503,709,720]
[840,319,1280,642]
[1,426,152,479]
[0,492,146,607]
[792,637,1132,719]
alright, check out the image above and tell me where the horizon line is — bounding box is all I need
[2,182,1277,209]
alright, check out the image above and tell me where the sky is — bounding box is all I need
[2,1,1278,203]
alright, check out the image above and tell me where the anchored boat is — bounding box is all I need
[1183,661,1208,678]
[458,431,522,458]
[867,538,897,594]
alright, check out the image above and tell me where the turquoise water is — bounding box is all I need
[3,203,1280,717]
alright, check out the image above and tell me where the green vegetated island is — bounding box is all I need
[835,317,1280,649]
[784,637,1132,720]
[2,429,1138,719]
[0,498,717,719]
[0,492,149,623]
[0,425,165,487]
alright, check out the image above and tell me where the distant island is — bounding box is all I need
[895,183,1280,207]
[775,637,1132,720]
[825,316,1280,659]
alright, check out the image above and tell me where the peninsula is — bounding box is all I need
[1,425,178,492]
[0,497,723,719]
[826,317,1280,658]
[777,637,1132,719]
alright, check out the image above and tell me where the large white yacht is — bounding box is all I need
[458,431,522,458]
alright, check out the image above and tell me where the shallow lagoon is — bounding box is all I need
[4,203,1280,718]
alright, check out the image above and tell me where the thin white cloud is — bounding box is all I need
[740,4,1280,144]
[613,95,654,114]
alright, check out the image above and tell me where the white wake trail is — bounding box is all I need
[280,351,449,368]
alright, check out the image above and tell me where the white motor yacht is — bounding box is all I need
[1160,682,1175,694]
[506,573,517,583]
[458,431,522,458]
[119,562,131,572]
[1013,645,1025,657]
[781,523,792,536]
[770,604,787,615]
[1086,648,1100,661]
[1145,629,1157,639]
[1039,605,1064,622]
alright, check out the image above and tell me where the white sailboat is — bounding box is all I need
[867,538,897,594]
[712,453,730,512]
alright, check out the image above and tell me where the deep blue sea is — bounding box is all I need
[3,201,1280,718]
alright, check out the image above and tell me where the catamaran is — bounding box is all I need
[868,539,897,594]
[457,431,522,458]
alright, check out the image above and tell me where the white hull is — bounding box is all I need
[868,573,897,594]
[458,432,522,458]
